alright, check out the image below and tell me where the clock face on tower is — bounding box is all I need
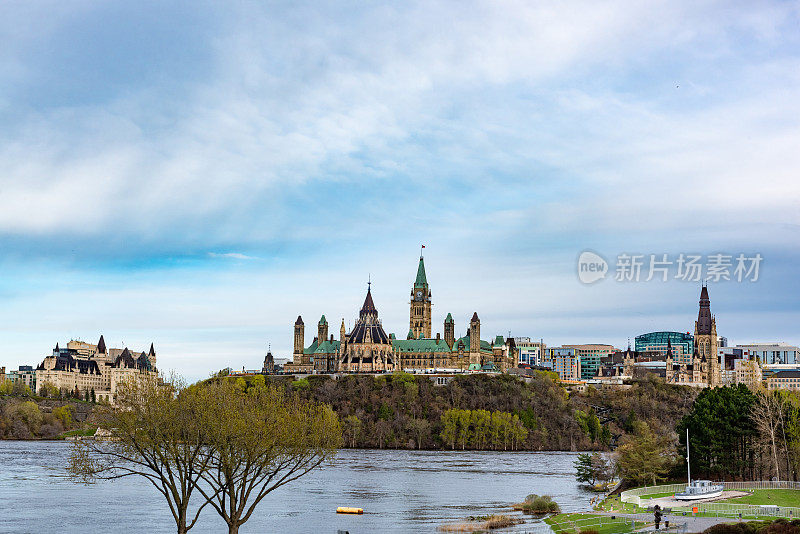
[416,291,422,298]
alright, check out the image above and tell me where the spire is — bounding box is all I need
[445,312,454,324]
[361,287,378,313]
[319,315,327,326]
[55,342,59,351]
[360,283,378,318]
[295,315,304,325]
[471,312,479,322]
[414,256,428,289]
[696,284,713,334]
[149,342,155,357]
[97,335,106,354]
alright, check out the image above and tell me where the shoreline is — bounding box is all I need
[0,439,599,452]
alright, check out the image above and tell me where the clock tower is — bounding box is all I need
[409,255,432,339]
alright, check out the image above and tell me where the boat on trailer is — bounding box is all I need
[674,429,724,501]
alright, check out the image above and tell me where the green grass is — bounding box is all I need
[594,495,645,514]
[639,491,678,499]
[58,427,97,439]
[546,513,647,534]
[722,490,800,509]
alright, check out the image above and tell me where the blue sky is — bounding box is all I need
[1,1,798,381]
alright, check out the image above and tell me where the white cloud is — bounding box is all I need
[0,0,796,246]
[208,252,256,260]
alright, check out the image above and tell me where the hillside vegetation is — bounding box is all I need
[257,372,698,451]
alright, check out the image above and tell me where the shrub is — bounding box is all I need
[7,401,43,436]
[513,494,561,514]
[53,405,74,429]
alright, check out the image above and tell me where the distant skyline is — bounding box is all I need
[1,2,798,381]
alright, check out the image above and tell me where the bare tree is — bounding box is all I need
[68,377,215,534]
[751,389,787,480]
[195,380,341,534]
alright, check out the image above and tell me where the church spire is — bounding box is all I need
[696,283,713,334]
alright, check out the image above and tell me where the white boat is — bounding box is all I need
[674,429,724,501]
[675,479,724,501]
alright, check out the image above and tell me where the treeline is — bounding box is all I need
[279,372,591,450]
[0,398,84,439]
[222,371,696,451]
[678,385,800,481]
[1,379,101,402]
[439,409,528,450]
[593,384,800,486]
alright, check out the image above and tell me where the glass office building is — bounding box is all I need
[635,331,694,363]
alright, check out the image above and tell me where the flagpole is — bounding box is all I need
[686,428,691,484]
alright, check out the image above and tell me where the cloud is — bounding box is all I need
[208,252,256,260]
[0,0,795,255]
[0,1,799,378]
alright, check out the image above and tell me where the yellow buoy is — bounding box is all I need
[336,507,363,514]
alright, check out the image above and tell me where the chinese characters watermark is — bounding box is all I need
[577,251,762,284]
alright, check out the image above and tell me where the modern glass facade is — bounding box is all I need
[635,331,694,363]
[736,344,799,365]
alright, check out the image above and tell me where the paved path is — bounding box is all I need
[600,511,738,533]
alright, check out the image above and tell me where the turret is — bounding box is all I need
[340,319,346,343]
[293,316,305,362]
[469,312,480,355]
[318,315,328,343]
[444,313,455,347]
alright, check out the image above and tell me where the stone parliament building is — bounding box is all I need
[284,255,518,374]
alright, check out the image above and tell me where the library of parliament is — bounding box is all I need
[285,255,517,373]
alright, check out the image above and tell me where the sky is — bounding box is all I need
[0,1,798,381]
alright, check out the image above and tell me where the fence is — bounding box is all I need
[620,481,800,519]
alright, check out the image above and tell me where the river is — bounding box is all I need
[0,441,596,533]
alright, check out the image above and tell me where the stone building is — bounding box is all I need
[35,335,158,403]
[339,286,396,372]
[262,347,275,374]
[768,370,800,391]
[286,254,517,373]
[665,285,723,387]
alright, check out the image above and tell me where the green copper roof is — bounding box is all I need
[319,315,327,325]
[452,334,494,354]
[392,338,452,353]
[407,329,414,340]
[414,257,428,289]
[493,335,505,347]
[303,339,319,355]
[444,313,453,324]
[313,339,340,354]
[468,363,481,370]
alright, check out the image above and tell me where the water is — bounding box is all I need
[0,441,595,533]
